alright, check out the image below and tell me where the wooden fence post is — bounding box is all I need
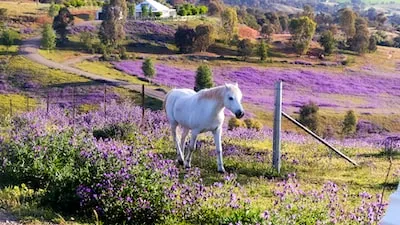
[272,81,283,173]
[142,84,145,123]
[9,99,12,117]
[26,96,29,111]
[72,87,76,127]
[103,84,107,121]
[46,91,50,116]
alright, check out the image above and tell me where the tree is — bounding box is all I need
[52,7,74,44]
[41,24,56,52]
[80,31,96,53]
[342,110,357,135]
[48,2,61,17]
[194,64,213,92]
[99,0,127,48]
[1,29,19,51]
[302,5,314,20]
[376,12,387,27]
[319,30,336,55]
[351,18,369,54]
[260,23,274,41]
[299,102,319,133]
[237,38,253,60]
[198,5,208,14]
[142,58,156,81]
[221,8,238,43]
[279,15,289,32]
[175,26,196,53]
[339,8,356,38]
[194,24,214,52]
[265,12,281,33]
[368,35,377,52]
[256,40,268,61]
[0,8,7,21]
[141,4,149,17]
[289,16,316,55]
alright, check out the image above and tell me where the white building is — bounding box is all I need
[135,0,176,18]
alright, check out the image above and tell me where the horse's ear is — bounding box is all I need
[225,83,228,89]
[235,82,238,87]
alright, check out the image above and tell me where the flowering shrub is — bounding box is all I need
[0,103,390,224]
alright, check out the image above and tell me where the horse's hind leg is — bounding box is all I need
[184,130,199,169]
[171,123,184,165]
[180,127,189,157]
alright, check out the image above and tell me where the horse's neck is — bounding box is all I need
[197,87,225,115]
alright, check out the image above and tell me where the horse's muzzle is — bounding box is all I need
[235,110,244,119]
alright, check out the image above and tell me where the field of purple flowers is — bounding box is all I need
[0,103,398,224]
[113,60,400,114]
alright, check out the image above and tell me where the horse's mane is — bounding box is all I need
[197,86,226,100]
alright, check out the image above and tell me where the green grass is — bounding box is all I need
[38,49,90,63]
[75,60,147,85]
[0,1,48,17]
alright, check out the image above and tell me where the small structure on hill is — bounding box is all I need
[135,0,176,18]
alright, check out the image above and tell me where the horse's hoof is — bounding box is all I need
[217,168,226,174]
[184,163,191,169]
[177,159,184,166]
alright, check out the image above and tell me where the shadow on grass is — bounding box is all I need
[357,151,400,159]
[127,42,176,55]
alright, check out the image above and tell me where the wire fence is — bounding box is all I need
[0,83,149,132]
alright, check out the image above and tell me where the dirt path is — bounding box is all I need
[0,210,21,225]
[19,37,166,101]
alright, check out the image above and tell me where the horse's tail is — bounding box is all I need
[163,91,171,114]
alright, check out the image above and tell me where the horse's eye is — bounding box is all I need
[229,97,234,100]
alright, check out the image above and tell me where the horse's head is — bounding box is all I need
[223,83,245,119]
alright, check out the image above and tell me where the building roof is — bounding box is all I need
[135,0,172,12]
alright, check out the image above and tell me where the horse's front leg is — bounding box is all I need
[213,127,225,173]
[184,130,199,169]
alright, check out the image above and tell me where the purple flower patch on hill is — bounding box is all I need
[114,60,400,111]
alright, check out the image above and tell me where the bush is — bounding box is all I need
[237,38,253,59]
[79,31,96,53]
[342,110,357,135]
[194,24,214,52]
[0,8,7,21]
[48,2,61,17]
[142,58,156,79]
[154,12,162,17]
[194,64,213,91]
[64,0,85,7]
[298,102,319,133]
[175,25,196,53]
[228,117,246,130]
[368,35,377,52]
[244,118,263,131]
[1,29,20,50]
[120,46,128,60]
[319,30,336,55]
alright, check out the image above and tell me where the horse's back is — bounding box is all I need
[165,88,196,124]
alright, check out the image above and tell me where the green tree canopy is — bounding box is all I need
[142,58,156,80]
[175,25,196,53]
[342,110,357,135]
[299,101,319,133]
[221,7,238,43]
[339,8,356,38]
[41,24,57,52]
[319,30,336,55]
[194,64,213,92]
[256,39,268,61]
[237,38,253,59]
[52,7,74,44]
[289,16,316,55]
[99,0,127,48]
[194,24,214,52]
[1,29,20,51]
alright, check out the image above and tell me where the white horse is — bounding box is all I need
[164,83,244,173]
